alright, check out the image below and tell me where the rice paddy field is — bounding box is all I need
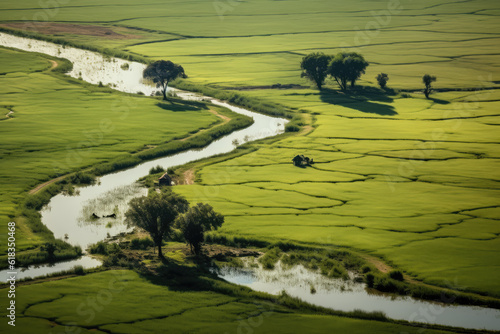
[4,269,455,334]
[1,0,499,333]
[0,46,222,251]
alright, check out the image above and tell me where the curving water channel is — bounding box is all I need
[1,33,499,331]
[0,32,286,279]
[216,259,500,331]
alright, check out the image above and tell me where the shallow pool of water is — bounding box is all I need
[0,256,102,283]
[215,259,500,331]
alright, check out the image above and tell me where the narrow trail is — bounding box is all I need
[49,59,58,69]
[29,175,67,194]
[180,109,231,142]
[183,169,195,185]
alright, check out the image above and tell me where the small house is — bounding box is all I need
[158,172,172,186]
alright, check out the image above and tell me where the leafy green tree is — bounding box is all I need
[41,242,57,260]
[125,191,189,259]
[300,52,332,90]
[422,74,437,99]
[176,203,224,255]
[143,60,186,100]
[328,52,369,90]
[376,73,389,89]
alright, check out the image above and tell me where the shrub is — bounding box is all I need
[70,172,95,185]
[365,273,375,288]
[376,73,389,89]
[130,237,154,250]
[259,247,282,269]
[374,276,403,293]
[73,265,86,275]
[89,241,109,255]
[285,123,300,132]
[389,270,404,281]
[149,165,165,175]
[361,265,371,273]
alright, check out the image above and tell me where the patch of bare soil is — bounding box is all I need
[0,23,141,39]
[49,59,58,69]
[183,169,195,185]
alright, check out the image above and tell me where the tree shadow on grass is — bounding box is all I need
[156,98,209,112]
[319,87,398,116]
[140,257,227,293]
[429,97,451,105]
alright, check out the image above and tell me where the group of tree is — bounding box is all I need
[300,52,437,98]
[300,52,369,91]
[125,190,223,258]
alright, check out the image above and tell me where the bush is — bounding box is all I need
[130,237,154,250]
[89,241,109,255]
[259,247,282,269]
[365,273,375,288]
[374,276,404,293]
[149,165,165,175]
[70,172,95,185]
[168,229,185,242]
[285,123,300,132]
[376,73,389,89]
[73,265,86,275]
[389,270,404,281]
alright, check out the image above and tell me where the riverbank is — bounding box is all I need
[0,42,255,269]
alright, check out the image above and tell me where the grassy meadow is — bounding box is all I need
[0,0,499,332]
[0,46,224,253]
[0,269,457,334]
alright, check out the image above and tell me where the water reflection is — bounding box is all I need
[215,259,500,331]
[0,256,102,283]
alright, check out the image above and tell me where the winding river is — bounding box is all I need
[0,31,286,273]
[1,32,499,331]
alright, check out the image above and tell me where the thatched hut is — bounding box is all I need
[158,172,172,186]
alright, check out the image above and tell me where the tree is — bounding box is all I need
[143,60,186,100]
[176,203,224,255]
[125,191,189,259]
[376,73,389,89]
[41,242,57,260]
[300,52,332,90]
[422,74,437,99]
[328,52,369,90]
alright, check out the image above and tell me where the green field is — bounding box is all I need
[0,46,223,252]
[1,0,499,332]
[0,269,456,334]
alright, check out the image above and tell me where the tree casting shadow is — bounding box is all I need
[156,98,209,112]
[319,87,398,116]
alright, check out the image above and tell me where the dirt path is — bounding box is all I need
[29,175,67,194]
[49,59,58,70]
[362,254,392,274]
[183,169,195,185]
[180,109,231,142]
